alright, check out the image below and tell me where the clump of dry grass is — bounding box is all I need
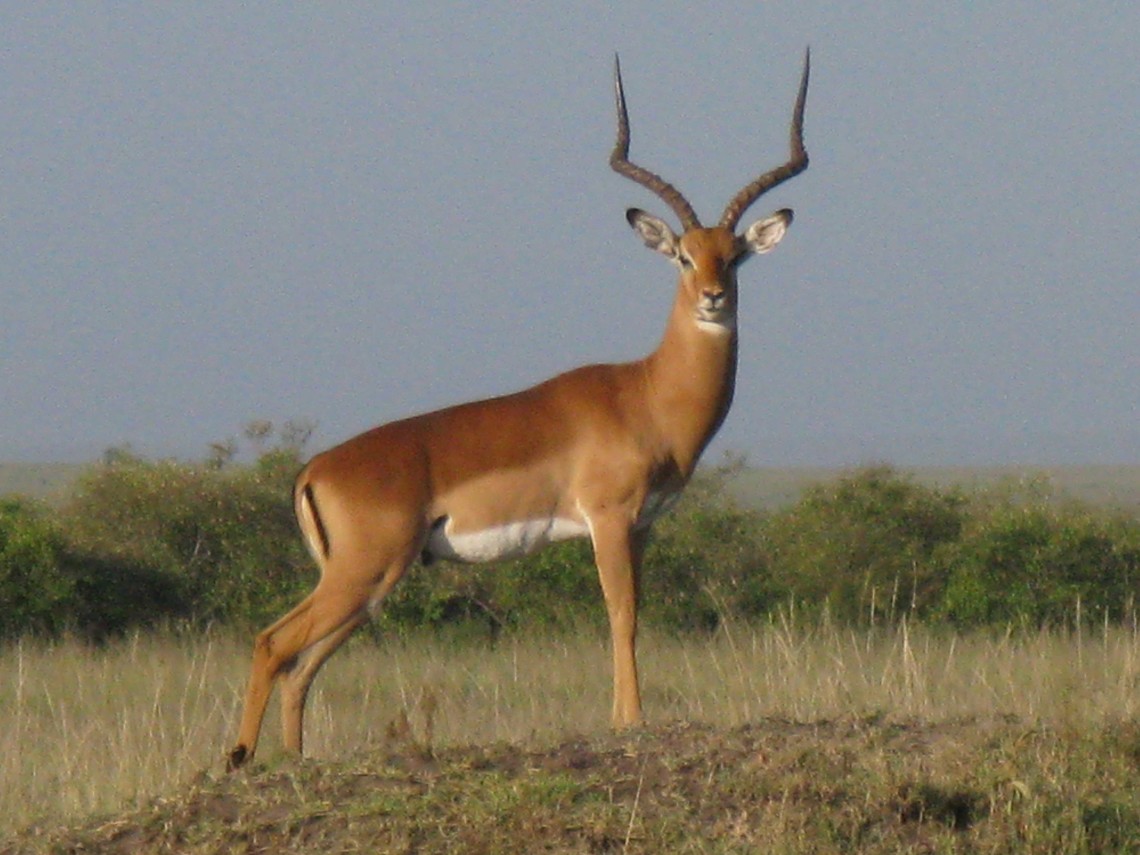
[652,611,1140,726]
[2,618,1138,832]
[1,632,237,829]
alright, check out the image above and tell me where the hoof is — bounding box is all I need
[226,745,249,772]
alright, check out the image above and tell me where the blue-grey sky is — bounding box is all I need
[2,3,1137,466]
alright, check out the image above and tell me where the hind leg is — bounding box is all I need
[228,592,320,770]
[228,575,377,769]
[278,553,416,754]
[228,549,417,771]
[276,591,370,755]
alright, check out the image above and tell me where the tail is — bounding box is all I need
[295,478,331,562]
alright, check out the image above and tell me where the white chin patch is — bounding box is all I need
[426,517,589,564]
[695,316,736,335]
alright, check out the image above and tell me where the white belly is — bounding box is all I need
[425,516,590,564]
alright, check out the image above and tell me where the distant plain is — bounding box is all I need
[6,460,1139,511]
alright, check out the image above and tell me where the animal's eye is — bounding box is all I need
[678,254,694,269]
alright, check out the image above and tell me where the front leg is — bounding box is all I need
[589,514,648,727]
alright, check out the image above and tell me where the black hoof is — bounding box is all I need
[227,745,248,772]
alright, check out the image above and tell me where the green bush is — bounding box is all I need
[757,467,966,623]
[490,540,602,631]
[58,437,313,630]
[0,499,73,639]
[643,463,768,631]
[380,539,601,641]
[6,423,1139,641]
[0,497,179,641]
[935,496,1139,628]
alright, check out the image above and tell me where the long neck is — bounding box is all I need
[643,293,739,478]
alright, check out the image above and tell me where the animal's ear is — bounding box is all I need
[741,208,793,255]
[626,208,679,258]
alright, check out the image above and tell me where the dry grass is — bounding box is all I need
[2,618,1138,834]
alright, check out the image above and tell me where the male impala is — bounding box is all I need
[228,51,809,769]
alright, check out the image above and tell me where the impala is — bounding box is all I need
[228,50,809,770]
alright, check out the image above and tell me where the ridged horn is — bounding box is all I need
[609,54,702,231]
[718,47,810,231]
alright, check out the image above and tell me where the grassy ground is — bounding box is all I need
[2,620,1139,852]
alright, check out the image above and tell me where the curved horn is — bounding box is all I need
[719,47,810,231]
[609,54,702,231]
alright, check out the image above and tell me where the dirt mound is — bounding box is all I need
[4,717,1138,853]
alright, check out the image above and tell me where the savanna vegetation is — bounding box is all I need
[3,620,1140,851]
[1,422,1137,642]
[2,421,1140,642]
[1,423,1138,851]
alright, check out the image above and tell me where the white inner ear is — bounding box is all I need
[629,210,679,257]
[743,210,792,255]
